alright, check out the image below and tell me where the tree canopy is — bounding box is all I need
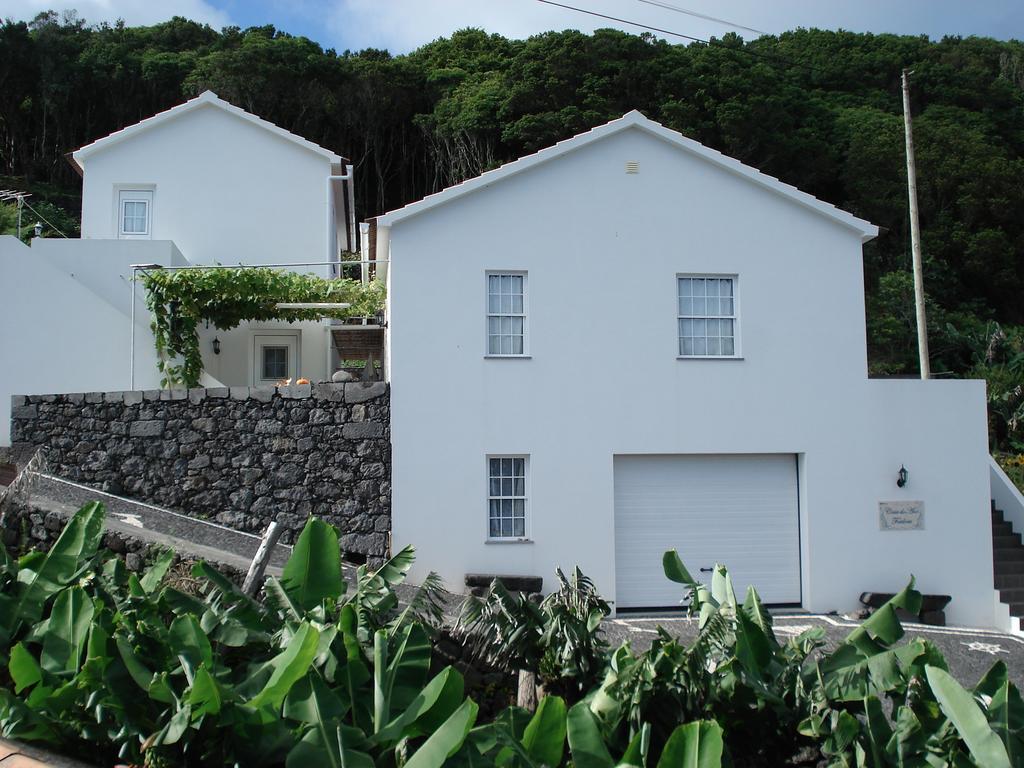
[2,12,1023,444]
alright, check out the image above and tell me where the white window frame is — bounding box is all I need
[486,455,531,542]
[117,189,153,239]
[251,331,301,385]
[485,271,529,358]
[677,274,742,359]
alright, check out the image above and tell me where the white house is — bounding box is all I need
[377,111,998,627]
[0,91,363,445]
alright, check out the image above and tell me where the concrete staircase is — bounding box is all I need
[993,502,1024,618]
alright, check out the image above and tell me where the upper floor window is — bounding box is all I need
[678,275,738,357]
[118,190,152,239]
[487,272,527,356]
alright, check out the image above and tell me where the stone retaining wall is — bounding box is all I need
[9,382,390,558]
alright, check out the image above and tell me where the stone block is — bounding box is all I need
[11,404,38,420]
[255,419,283,435]
[207,387,229,398]
[343,422,384,439]
[10,394,25,408]
[129,420,165,438]
[67,392,85,404]
[309,408,333,426]
[465,573,543,593]
[144,389,162,401]
[189,387,207,404]
[85,392,104,403]
[313,382,346,402]
[230,386,250,400]
[104,391,124,403]
[280,383,312,399]
[344,381,387,403]
[249,386,275,403]
[123,390,144,406]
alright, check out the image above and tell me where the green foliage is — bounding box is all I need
[6,506,1024,768]
[456,566,611,694]
[140,267,385,387]
[996,453,1024,493]
[5,16,1024,440]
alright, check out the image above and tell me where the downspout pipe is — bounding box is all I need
[326,166,353,278]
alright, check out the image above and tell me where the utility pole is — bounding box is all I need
[901,68,930,379]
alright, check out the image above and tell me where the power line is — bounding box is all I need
[535,0,816,73]
[634,0,767,37]
[537,0,707,44]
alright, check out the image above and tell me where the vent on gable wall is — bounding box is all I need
[625,161,639,174]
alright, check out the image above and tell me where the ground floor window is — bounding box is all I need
[252,332,300,384]
[488,456,527,538]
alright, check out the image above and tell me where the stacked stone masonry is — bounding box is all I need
[10,382,391,559]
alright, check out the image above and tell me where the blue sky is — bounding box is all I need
[4,1,1023,53]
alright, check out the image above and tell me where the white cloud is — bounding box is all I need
[0,0,232,28]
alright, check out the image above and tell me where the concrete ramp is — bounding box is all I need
[4,469,291,576]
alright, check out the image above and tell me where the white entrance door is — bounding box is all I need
[253,334,299,385]
[614,454,801,609]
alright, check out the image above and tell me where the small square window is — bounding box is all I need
[488,456,527,539]
[262,346,289,380]
[678,276,738,357]
[118,189,153,238]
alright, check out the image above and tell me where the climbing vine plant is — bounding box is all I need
[140,267,385,388]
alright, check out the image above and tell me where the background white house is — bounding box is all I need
[377,111,998,627]
[0,91,360,445]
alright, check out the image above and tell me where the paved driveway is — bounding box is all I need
[604,613,1024,688]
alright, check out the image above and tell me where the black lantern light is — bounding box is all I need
[212,337,221,355]
[897,465,908,488]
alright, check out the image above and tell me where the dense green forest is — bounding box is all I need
[2,11,1023,447]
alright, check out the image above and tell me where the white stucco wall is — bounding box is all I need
[386,126,994,627]
[78,102,335,275]
[0,236,171,445]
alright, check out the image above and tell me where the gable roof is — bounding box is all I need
[71,91,344,169]
[377,110,878,242]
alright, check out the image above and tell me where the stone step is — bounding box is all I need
[994,533,1023,548]
[995,560,1024,574]
[993,521,1015,536]
[999,587,1024,603]
[994,549,1024,564]
[1008,603,1024,618]
[996,573,1024,589]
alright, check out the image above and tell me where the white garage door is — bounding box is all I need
[614,454,801,609]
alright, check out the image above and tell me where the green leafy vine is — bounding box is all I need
[140,267,385,388]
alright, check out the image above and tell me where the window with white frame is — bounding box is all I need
[487,272,526,355]
[118,190,153,238]
[678,276,738,357]
[488,457,527,539]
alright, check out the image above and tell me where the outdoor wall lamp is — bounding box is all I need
[212,337,221,355]
[897,465,908,488]
[33,221,42,237]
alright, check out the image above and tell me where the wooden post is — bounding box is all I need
[901,68,931,380]
[242,521,283,596]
